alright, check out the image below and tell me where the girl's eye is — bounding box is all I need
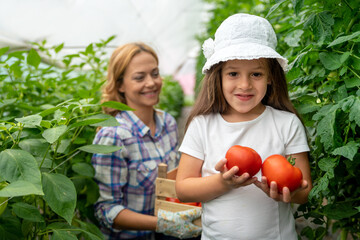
[252,72,263,77]
[228,72,238,77]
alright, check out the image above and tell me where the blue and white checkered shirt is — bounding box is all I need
[91,110,179,239]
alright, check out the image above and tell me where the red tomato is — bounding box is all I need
[165,197,199,206]
[165,197,181,203]
[182,202,199,206]
[261,154,302,192]
[225,145,262,177]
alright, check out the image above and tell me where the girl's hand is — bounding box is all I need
[254,176,308,203]
[215,158,258,190]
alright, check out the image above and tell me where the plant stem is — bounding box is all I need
[50,150,81,173]
[39,144,51,168]
[340,229,348,240]
[349,67,360,79]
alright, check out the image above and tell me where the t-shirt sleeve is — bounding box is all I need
[179,117,205,161]
[284,115,310,155]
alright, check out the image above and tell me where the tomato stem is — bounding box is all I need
[287,156,296,166]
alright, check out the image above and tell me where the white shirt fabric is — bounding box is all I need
[179,106,309,240]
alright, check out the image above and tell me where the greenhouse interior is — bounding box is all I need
[0,0,359,239]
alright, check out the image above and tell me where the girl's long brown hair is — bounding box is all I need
[185,58,299,130]
[102,42,159,116]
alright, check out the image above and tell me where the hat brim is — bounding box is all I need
[202,42,288,73]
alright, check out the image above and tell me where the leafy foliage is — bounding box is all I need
[157,75,184,119]
[0,36,184,239]
[197,0,360,239]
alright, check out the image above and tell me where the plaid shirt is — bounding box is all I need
[91,110,179,239]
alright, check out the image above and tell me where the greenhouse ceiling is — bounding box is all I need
[0,0,210,75]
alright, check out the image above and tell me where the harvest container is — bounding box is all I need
[154,163,201,226]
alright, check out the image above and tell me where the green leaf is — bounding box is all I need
[85,114,120,127]
[340,52,350,63]
[54,43,64,53]
[349,97,360,127]
[304,12,334,43]
[266,0,286,17]
[332,141,360,160]
[19,139,50,158]
[323,203,358,220]
[42,125,67,144]
[0,47,9,58]
[0,98,17,108]
[0,210,23,239]
[309,174,329,200]
[74,219,105,240]
[78,144,122,154]
[42,173,77,225]
[72,163,95,177]
[15,114,42,127]
[0,149,43,197]
[319,52,342,70]
[328,31,360,47]
[292,0,304,16]
[57,139,71,154]
[353,57,360,70]
[101,101,134,111]
[39,106,62,117]
[85,43,94,55]
[296,96,320,114]
[316,107,337,150]
[52,230,78,240]
[345,78,360,88]
[27,49,41,68]
[318,157,336,178]
[68,118,107,129]
[0,180,44,197]
[12,202,44,222]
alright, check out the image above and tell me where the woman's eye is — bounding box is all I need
[134,76,144,81]
[152,71,160,78]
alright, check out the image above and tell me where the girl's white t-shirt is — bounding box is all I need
[179,106,309,240]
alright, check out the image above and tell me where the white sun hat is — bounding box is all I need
[202,13,288,73]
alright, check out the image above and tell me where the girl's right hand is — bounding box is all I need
[215,158,258,189]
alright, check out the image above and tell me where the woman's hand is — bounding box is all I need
[215,158,258,190]
[254,176,308,203]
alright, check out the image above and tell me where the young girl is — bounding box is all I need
[91,42,201,240]
[175,14,312,239]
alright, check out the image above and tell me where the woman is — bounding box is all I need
[91,42,201,240]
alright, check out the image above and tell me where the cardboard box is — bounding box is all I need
[154,163,201,226]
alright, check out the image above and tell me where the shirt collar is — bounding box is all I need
[120,110,165,138]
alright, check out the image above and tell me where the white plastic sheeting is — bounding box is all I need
[0,0,210,80]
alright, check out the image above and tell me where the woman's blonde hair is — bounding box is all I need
[102,42,159,116]
[185,58,299,130]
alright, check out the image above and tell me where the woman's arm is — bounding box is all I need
[113,209,157,230]
[175,153,257,203]
[254,152,312,204]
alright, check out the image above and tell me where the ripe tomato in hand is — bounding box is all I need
[261,154,302,192]
[225,145,262,177]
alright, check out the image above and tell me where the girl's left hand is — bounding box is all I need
[254,176,308,203]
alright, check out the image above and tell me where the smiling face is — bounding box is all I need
[221,58,270,122]
[119,51,162,111]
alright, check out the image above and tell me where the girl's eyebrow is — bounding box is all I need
[223,65,265,70]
